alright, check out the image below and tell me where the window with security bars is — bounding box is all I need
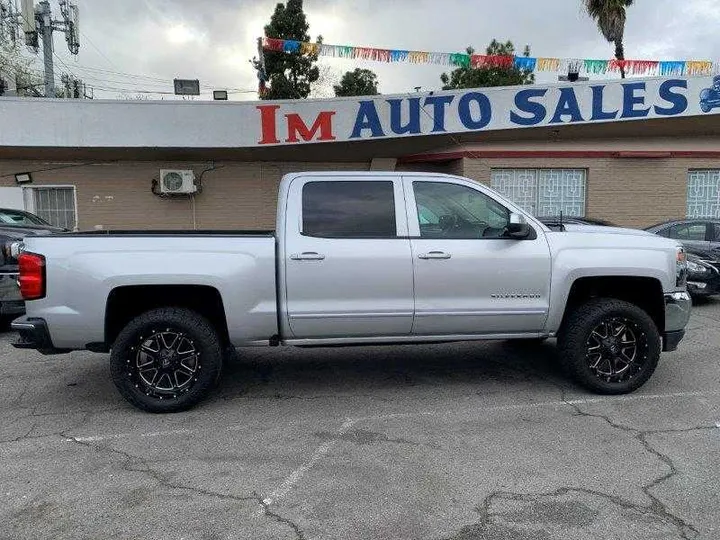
[687,170,720,219]
[30,187,77,229]
[490,169,587,217]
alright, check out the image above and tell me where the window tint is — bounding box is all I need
[668,223,706,241]
[413,182,510,239]
[302,181,396,238]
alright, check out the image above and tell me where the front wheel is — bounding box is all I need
[110,308,223,413]
[558,298,661,394]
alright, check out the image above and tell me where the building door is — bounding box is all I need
[283,176,414,339]
[404,175,552,336]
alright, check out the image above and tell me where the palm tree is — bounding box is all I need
[583,0,634,78]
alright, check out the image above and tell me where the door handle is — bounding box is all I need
[418,251,452,260]
[290,252,326,261]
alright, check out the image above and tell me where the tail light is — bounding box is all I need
[18,252,46,300]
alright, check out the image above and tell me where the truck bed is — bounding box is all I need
[19,233,279,349]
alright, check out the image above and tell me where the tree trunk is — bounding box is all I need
[615,40,626,79]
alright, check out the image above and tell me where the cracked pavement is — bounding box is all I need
[1,299,719,540]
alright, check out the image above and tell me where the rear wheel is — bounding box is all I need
[558,298,661,394]
[110,308,223,413]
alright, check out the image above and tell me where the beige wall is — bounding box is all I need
[461,157,720,228]
[0,160,370,230]
[1,153,718,231]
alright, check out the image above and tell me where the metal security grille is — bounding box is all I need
[491,169,587,217]
[32,187,77,229]
[687,170,720,219]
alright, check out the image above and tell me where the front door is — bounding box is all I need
[283,176,414,339]
[404,176,552,336]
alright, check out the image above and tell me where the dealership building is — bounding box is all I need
[0,75,718,231]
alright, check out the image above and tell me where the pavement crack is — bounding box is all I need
[468,486,699,540]
[253,493,306,540]
[60,432,259,505]
[559,395,702,539]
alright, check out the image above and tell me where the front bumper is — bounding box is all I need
[11,317,70,355]
[687,276,720,297]
[663,292,692,352]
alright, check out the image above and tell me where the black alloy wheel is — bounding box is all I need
[558,298,661,394]
[110,308,223,413]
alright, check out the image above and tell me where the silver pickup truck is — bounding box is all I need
[12,172,691,413]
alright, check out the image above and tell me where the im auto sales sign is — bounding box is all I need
[255,76,720,146]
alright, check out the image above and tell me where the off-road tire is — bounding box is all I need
[110,308,223,413]
[558,298,661,394]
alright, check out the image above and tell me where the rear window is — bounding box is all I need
[302,181,397,238]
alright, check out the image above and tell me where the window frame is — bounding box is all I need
[298,178,406,240]
[490,168,588,218]
[402,175,539,241]
[23,185,78,230]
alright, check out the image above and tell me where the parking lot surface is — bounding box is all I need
[1,300,719,540]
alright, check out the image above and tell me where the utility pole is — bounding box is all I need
[39,1,53,96]
[0,0,81,97]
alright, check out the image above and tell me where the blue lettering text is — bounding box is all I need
[458,92,492,130]
[510,88,548,126]
[350,101,385,139]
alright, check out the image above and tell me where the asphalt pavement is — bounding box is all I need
[1,300,719,540]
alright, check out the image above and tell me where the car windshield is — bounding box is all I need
[0,209,51,226]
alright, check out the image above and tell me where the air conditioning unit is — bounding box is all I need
[159,170,197,194]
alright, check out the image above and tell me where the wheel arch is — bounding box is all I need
[104,285,229,350]
[558,276,665,335]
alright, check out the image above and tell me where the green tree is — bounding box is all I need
[0,44,44,96]
[583,0,634,78]
[440,40,534,90]
[262,0,321,99]
[333,68,380,97]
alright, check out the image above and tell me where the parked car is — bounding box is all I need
[11,172,691,413]
[0,209,67,322]
[684,252,720,298]
[645,219,720,256]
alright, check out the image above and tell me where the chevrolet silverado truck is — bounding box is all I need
[11,172,692,413]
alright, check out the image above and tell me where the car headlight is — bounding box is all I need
[687,260,709,274]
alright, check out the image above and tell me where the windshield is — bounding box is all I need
[0,209,51,227]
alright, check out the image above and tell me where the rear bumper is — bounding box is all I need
[663,292,692,352]
[11,317,70,355]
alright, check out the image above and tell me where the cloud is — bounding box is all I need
[44,0,718,100]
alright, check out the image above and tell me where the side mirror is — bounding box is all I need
[506,213,531,239]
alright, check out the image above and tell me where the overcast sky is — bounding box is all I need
[40,0,720,100]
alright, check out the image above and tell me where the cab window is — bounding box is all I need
[413,182,510,239]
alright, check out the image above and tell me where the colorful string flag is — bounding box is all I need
[261,37,717,78]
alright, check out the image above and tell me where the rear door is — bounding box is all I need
[283,176,414,339]
[404,175,552,335]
